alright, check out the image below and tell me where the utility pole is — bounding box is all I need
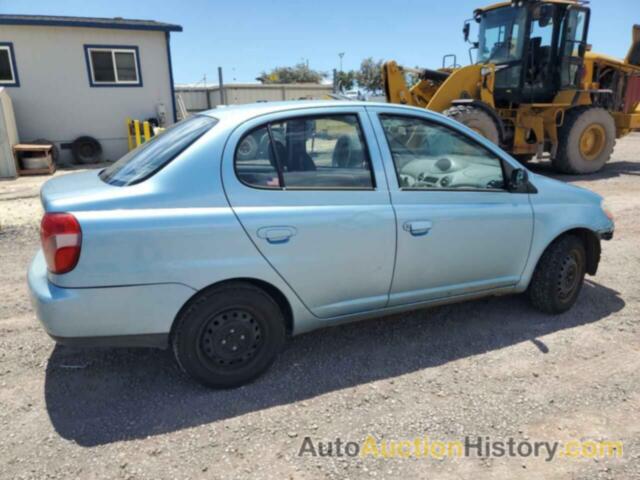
[204,73,211,109]
[338,52,345,72]
[218,66,226,105]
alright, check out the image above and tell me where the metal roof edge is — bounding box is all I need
[0,16,183,32]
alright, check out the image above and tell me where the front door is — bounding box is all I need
[368,108,534,306]
[222,107,396,318]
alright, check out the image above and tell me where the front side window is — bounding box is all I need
[476,7,528,64]
[100,115,217,186]
[235,114,374,189]
[379,115,505,191]
[0,43,18,86]
[85,46,141,86]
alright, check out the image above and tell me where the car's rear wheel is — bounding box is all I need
[172,282,286,388]
[528,235,586,314]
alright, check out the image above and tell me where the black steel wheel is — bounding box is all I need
[172,282,286,388]
[528,235,586,314]
[557,250,582,302]
[198,308,263,369]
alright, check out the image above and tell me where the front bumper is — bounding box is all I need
[28,250,195,349]
[599,228,614,241]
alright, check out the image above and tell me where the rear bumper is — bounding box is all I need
[28,250,195,349]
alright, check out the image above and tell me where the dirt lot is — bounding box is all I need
[1,138,639,479]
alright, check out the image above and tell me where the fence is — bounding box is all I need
[175,83,334,117]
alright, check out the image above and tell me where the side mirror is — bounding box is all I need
[463,21,471,43]
[509,168,528,190]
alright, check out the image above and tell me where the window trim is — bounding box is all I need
[84,44,142,87]
[378,112,509,193]
[234,113,377,191]
[0,42,19,86]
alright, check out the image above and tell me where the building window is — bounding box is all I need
[84,45,142,87]
[0,42,19,86]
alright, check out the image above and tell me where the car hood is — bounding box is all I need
[528,171,602,205]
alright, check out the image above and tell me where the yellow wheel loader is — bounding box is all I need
[383,0,640,174]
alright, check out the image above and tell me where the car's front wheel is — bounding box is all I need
[528,234,586,314]
[172,282,286,388]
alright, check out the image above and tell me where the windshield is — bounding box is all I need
[476,6,527,64]
[100,115,217,186]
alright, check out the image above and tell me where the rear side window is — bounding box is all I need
[234,125,281,189]
[234,114,374,190]
[100,115,217,186]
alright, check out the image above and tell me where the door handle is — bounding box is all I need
[403,220,432,236]
[257,226,297,244]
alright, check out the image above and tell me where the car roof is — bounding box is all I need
[197,100,417,123]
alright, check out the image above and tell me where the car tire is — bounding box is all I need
[443,105,500,145]
[528,235,587,314]
[31,139,60,165]
[553,107,616,174]
[172,282,286,388]
[71,136,102,164]
[237,134,259,161]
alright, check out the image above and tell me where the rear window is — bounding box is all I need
[100,115,217,186]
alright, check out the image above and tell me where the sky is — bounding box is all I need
[0,0,637,85]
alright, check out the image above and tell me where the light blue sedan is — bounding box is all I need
[28,101,614,388]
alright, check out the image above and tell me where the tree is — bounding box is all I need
[356,58,384,94]
[257,63,326,84]
[336,70,357,91]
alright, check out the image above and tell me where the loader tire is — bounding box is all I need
[553,107,615,174]
[443,105,500,145]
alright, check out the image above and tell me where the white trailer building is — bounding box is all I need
[0,14,182,165]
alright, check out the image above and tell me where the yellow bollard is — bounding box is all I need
[134,120,141,147]
[126,117,134,151]
[143,121,152,144]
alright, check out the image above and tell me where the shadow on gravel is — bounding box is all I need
[527,159,640,182]
[44,280,624,447]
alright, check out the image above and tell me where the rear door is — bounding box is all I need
[222,107,396,318]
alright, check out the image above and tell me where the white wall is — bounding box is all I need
[2,25,175,163]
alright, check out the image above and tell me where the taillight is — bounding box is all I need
[40,213,82,274]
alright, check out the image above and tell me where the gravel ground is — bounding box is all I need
[0,139,639,479]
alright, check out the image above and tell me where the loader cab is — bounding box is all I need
[471,1,590,106]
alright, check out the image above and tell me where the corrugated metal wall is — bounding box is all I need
[176,84,334,115]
